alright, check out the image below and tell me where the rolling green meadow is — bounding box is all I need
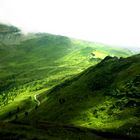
[0,24,140,140]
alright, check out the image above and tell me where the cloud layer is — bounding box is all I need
[0,0,140,48]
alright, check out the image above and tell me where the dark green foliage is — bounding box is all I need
[17,106,20,113]
[35,105,38,110]
[112,74,140,98]
[25,111,28,117]
[59,98,65,104]
[15,114,18,120]
[88,73,114,91]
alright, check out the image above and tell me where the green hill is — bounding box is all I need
[1,55,140,140]
[28,54,140,138]
[0,24,138,140]
[0,24,133,120]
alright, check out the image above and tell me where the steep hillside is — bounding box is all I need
[29,54,140,138]
[0,24,133,119]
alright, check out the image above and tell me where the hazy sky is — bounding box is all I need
[0,0,140,48]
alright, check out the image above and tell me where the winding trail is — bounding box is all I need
[34,94,40,106]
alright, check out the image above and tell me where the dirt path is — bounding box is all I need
[34,94,41,106]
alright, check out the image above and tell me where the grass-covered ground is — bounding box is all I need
[0,24,133,121]
[0,121,111,140]
[1,24,139,140]
[27,54,140,139]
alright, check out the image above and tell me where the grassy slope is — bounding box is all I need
[0,24,133,120]
[0,122,108,140]
[28,54,140,138]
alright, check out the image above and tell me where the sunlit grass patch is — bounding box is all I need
[91,51,108,59]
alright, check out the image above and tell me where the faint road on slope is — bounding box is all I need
[34,94,40,106]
